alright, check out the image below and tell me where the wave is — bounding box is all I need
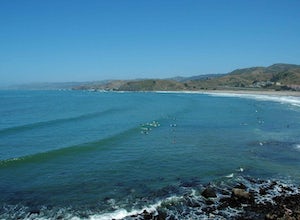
[0,125,139,168]
[90,176,300,220]
[0,108,123,136]
[207,92,300,107]
[0,111,179,168]
[1,175,299,220]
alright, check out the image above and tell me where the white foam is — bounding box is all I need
[154,90,300,108]
[89,209,131,220]
[225,173,234,178]
[89,195,182,220]
[294,144,300,151]
[207,92,300,107]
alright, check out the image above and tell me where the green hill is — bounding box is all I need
[73,63,300,91]
[184,63,300,91]
[118,79,186,91]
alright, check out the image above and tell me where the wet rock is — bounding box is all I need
[279,184,294,193]
[156,210,167,220]
[232,188,251,200]
[234,183,247,190]
[205,199,215,205]
[268,181,278,190]
[28,209,40,216]
[265,213,278,220]
[122,178,300,220]
[186,197,202,207]
[142,210,153,220]
[259,187,267,195]
[201,187,217,198]
[218,197,232,209]
[204,206,217,213]
[219,196,241,208]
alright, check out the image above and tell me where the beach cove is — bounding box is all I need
[0,90,300,219]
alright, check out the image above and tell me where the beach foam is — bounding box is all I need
[207,92,300,107]
[2,176,300,220]
[155,90,300,107]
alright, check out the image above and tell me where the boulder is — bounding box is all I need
[232,188,251,200]
[201,187,217,198]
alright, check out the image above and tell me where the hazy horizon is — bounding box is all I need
[1,0,300,85]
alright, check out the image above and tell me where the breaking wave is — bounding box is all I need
[1,175,299,220]
[207,92,300,107]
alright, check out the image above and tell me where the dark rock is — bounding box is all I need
[234,183,247,190]
[279,184,294,193]
[120,178,300,220]
[202,206,216,214]
[28,209,40,216]
[201,187,217,198]
[186,197,202,207]
[205,199,215,205]
[218,196,240,208]
[156,210,167,220]
[259,187,267,195]
[268,181,277,190]
[142,210,153,220]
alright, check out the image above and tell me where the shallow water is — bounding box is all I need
[0,90,300,219]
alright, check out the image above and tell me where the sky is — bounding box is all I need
[1,0,300,84]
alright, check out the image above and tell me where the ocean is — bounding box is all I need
[0,90,300,219]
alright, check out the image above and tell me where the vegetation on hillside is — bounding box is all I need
[72,63,300,91]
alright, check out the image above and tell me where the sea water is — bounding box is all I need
[0,90,300,219]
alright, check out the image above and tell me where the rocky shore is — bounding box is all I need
[123,177,300,220]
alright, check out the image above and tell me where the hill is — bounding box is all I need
[72,63,300,91]
[198,63,300,90]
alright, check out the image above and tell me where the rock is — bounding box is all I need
[259,187,267,195]
[202,206,216,214]
[232,188,251,200]
[234,183,247,190]
[28,209,40,216]
[186,197,202,207]
[205,199,215,205]
[157,210,167,220]
[201,187,217,198]
[265,213,278,220]
[142,210,153,220]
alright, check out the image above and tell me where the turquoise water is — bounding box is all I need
[0,90,300,219]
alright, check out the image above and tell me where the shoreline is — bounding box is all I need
[201,89,300,97]
[154,89,300,97]
[118,176,300,220]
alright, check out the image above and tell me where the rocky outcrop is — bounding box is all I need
[201,187,217,198]
[121,178,300,220]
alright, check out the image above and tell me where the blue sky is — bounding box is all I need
[1,0,300,84]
